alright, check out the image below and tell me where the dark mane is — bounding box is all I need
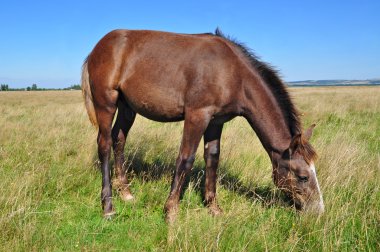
[214,28,317,161]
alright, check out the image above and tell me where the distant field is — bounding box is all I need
[287,79,380,87]
[0,87,379,251]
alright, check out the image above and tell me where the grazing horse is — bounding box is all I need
[81,28,324,222]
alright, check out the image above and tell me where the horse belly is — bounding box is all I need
[121,84,185,122]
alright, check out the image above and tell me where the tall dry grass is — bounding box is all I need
[0,87,379,251]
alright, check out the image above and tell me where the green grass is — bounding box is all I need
[0,87,379,251]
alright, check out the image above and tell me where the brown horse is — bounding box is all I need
[81,28,324,222]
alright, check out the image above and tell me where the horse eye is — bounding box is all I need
[297,175,309,183]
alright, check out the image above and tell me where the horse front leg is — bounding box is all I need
[164,108,212,223]
[203,123,223,216]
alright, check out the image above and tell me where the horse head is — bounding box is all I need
[273,124,324,214]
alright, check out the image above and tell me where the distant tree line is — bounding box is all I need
[63,84,81,90]
[1,84,9,91]
[26,84,38,91]
[0,84,82,91]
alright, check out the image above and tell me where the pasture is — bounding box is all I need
[0,87,379,251]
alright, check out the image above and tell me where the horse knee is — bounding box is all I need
[178,154,196,173]
[98,133,112,159]
[204,144,220,162]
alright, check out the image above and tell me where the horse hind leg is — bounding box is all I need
[112,97,136,201]
[96,106,118,218]
[203,123,223,216]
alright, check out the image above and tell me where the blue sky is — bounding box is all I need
[0,0,379,88]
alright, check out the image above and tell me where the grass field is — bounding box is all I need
[0,87,379,251]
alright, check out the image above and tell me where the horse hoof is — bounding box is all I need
[164,205,179,224]
[103,211,117,220]
[120,191,134,201]
[165,210,178,224]
[208,205,223,216]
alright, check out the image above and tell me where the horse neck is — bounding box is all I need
[241,76,292,160]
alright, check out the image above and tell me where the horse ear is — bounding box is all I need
[283,134,302,159]
[289,134,302,153]
[304,124,316,141]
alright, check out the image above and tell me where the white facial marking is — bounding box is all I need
[310,162,325,212]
